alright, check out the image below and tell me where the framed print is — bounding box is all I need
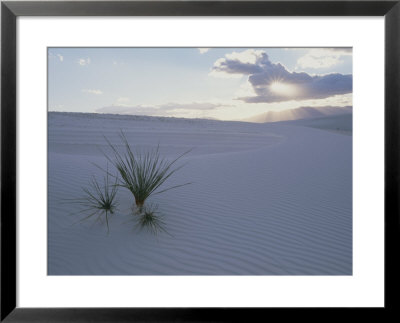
[1,1,399,321]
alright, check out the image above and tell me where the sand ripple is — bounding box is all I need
[48,113,352,275]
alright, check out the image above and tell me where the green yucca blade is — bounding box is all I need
[135,204,169,235]
[70,168,119,234]
[104,131,191,207]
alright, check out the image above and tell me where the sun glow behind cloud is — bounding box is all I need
[269,81,300,97]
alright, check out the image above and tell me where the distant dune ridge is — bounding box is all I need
[245,105,352,123]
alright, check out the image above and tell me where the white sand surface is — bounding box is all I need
[48,112,352,275]
[280,113,352,136]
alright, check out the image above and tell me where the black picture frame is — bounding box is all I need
[1,1,399,321]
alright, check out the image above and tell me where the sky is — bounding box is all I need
[48,47,352,121]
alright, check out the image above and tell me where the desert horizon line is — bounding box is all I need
[48,104,352,123]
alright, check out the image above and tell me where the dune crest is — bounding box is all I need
[245,105,352,123]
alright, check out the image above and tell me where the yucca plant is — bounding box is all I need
[135,203,169,235]
[72,170,119,233]
[104,131,191,210]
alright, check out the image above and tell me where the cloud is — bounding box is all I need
[198,48,210,54]
[112,60,125,66]
[78,58,91,66]
[235,81,257,97]
[296,48,352,69]
[211,49,352,103]
[116,97,130,103]
[210,49,265,78]
[82,89,102,95]
[160,102,222,111]
[96,102,226,116]
[243,72,352,103]
[48,52,64,62]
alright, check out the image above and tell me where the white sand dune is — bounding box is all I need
[48,112,352,275]
[280,113,352,135]
[245,105,352,123]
